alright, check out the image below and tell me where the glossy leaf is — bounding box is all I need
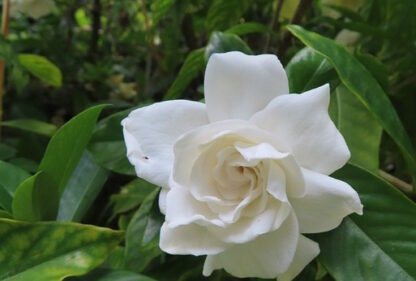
[287,25,416,184]
[285,47,337,93]
[12,172,42,221]
[205,32,253,60]
[313,164,416,281]
[0,160,31,196]
[225,22,268,36]
[12,105,107,221]
[90,109,135,175]
[57,150,109,222]
[90,141,135,175]
[110,179,157,221]
[125,188,162,273]
[0,161,30,212]
[334,85,382,172]
[2,119,57,137]
[354,50,389,92]
[163,48,205,100]
[18,54,62,87]
[0,218,122,281]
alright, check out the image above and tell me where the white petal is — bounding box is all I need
[291,168,363,234]
[235,142,305,197]
[251,84,350,175]
[172,120,264,188]
[158,188,168,214]
[122,100,208,188]
[159,222,227,255]
[207,200,291,244]
[165,186,225,228]
[205,51,289,122]
[278,235,320,281]
[203,213,299,278]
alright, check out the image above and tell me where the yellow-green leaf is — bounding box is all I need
[0,218,123,281]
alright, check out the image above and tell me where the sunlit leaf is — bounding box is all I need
[0,218,122,281]
[18,54,62,87]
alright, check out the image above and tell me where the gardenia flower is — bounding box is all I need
[10,0,56,19]
[122,51,363,280]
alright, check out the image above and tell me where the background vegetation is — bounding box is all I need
[0,0,415,280]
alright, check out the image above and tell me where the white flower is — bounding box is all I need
[122,51,363,280]
[10,0,56,19]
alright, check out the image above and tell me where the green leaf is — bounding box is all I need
[0,160,31,196]
[12,104,107,221]
[313,164,416,281]
[57,150,109,222]
[207,0,251,31]
[125,188,162,273]
[225,22,268,36]
[89,109,135,175]
[18,54,62,87]
[285,47,337,93]
[92,109,131,143]
[12,172,42,221]
[205,31,253,60]
[0,143,17,160]
[9,63,29,93]
[69,269,157,281]
[110,179,157,221]
[0,184,13,212]
[287,25,416,185]
[354,50,389,92]
[0,161,30,212]
[2,119,58,137]
[0,218,122,281]
[334,85,382,172]
[163,48,206,100]
[90,141,135,175]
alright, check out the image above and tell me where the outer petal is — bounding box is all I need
[207,200,291,244]
[205,51,289,122]
[160,222,227,256]
[291,168,363,234]
[122,100,208,188]
[203,213,299,279]
[251,84,350,175]
[278,235,320,281]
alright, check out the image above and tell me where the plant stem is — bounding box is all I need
[264,0,284,52]
[0,0,10,141]
[278,0,314,57]
[378,170,413,194]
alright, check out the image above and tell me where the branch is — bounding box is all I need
[87,0,101,60]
